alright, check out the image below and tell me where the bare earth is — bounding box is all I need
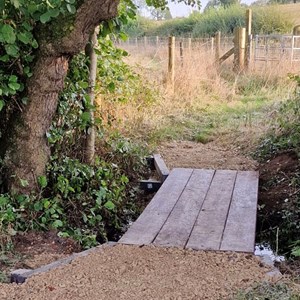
[158,140,258,171]
[0,245,270,300]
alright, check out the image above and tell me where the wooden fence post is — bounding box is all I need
[180,41,184,66]
[234,27,246,72]
[144,36,147,48]
[245,9,252,69]
[168,36,175,89]
[215,31,221,63]
[156,36,159,48]
[188,38,192,54]
[211,36,215,54]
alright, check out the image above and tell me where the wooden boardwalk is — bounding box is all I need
[119,168,259,253]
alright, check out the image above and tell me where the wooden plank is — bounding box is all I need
[153,154,169,182]
[153,169,215,248]
[186,170,237,251]
[219,47,234,64]
[119,168,193,245]
[220,171,259,252]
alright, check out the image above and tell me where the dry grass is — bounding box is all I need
[279,3,300,26]
[97,42,297,151]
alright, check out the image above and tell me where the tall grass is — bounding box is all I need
[98,42,297,149]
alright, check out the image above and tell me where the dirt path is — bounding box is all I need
[158,140,258,171]
[0,245,270,300]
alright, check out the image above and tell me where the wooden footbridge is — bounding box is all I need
[119,167,259,253]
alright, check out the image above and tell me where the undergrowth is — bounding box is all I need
[0,39,151,250]
[234,281,300,300]
[254,75,300,258]
[124,4,293,37]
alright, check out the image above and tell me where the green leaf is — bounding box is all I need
[5,44,19,57]
[43,200,50,209]
[9,75,18,82]
[31,39,39,49]
[0,100,4,111]
[66,4,76,14]
[11,0,20,8]
[119,32,128,42]
[66,0,76,3]
[80,112,91,122]
[107,82,115,92]
[8,82,21,91]
[0,55,9,62]
[52,220,63,228]
[49,8,60,18]
[0,0,5,11]
[40,12,52,24]
[104,200,115,211]
[79,81,89,89]
[38,176,48,189]
[17,32,32,44]
[2,24,16,44]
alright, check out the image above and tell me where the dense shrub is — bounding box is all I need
[125,4,293,37]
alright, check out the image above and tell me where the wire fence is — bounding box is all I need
[118,36,234,53]
[118,35,300,66]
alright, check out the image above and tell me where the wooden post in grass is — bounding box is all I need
[156,36,159,48]
[188,37,192,54]
[211,36,215,54]
[144,36,147,48]
[180,41,184,66]
[168,36,175,90]
[215,31,221,63]
[245,9,252,69]
[234,27,246,72]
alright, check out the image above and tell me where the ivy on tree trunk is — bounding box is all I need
[3,0,119,194]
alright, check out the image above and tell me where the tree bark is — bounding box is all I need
[3,0,119,194]
[84,26,99,165]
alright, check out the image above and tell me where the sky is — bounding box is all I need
[168,0,255,17]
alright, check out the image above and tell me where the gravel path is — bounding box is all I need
[0,245,270,300]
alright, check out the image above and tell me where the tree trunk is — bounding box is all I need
[3,0,119,194]
[84,26,99,165]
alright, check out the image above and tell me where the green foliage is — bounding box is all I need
[255,76,300,257]
[123,15,162,37]
[235,282,300,300]
[125,4,293,37]
[0,0,79,114]
[0,0,154,250]
[192,4,292,36]
[256,97,300,160]
[291,240,300,257]
[0,150,147,248]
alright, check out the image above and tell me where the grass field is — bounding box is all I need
[99,42,298,154]
[279,3,300,26]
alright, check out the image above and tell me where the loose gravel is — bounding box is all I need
[0,245,270,300]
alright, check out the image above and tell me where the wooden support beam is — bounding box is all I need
[245,9,252,69]
[168,36,175,89]
[153,154,169,182]
[179,41,183,66]
[188,37,192,53]
[211,37,215,54]
[215,31,221,63]
[218,47,234,64]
